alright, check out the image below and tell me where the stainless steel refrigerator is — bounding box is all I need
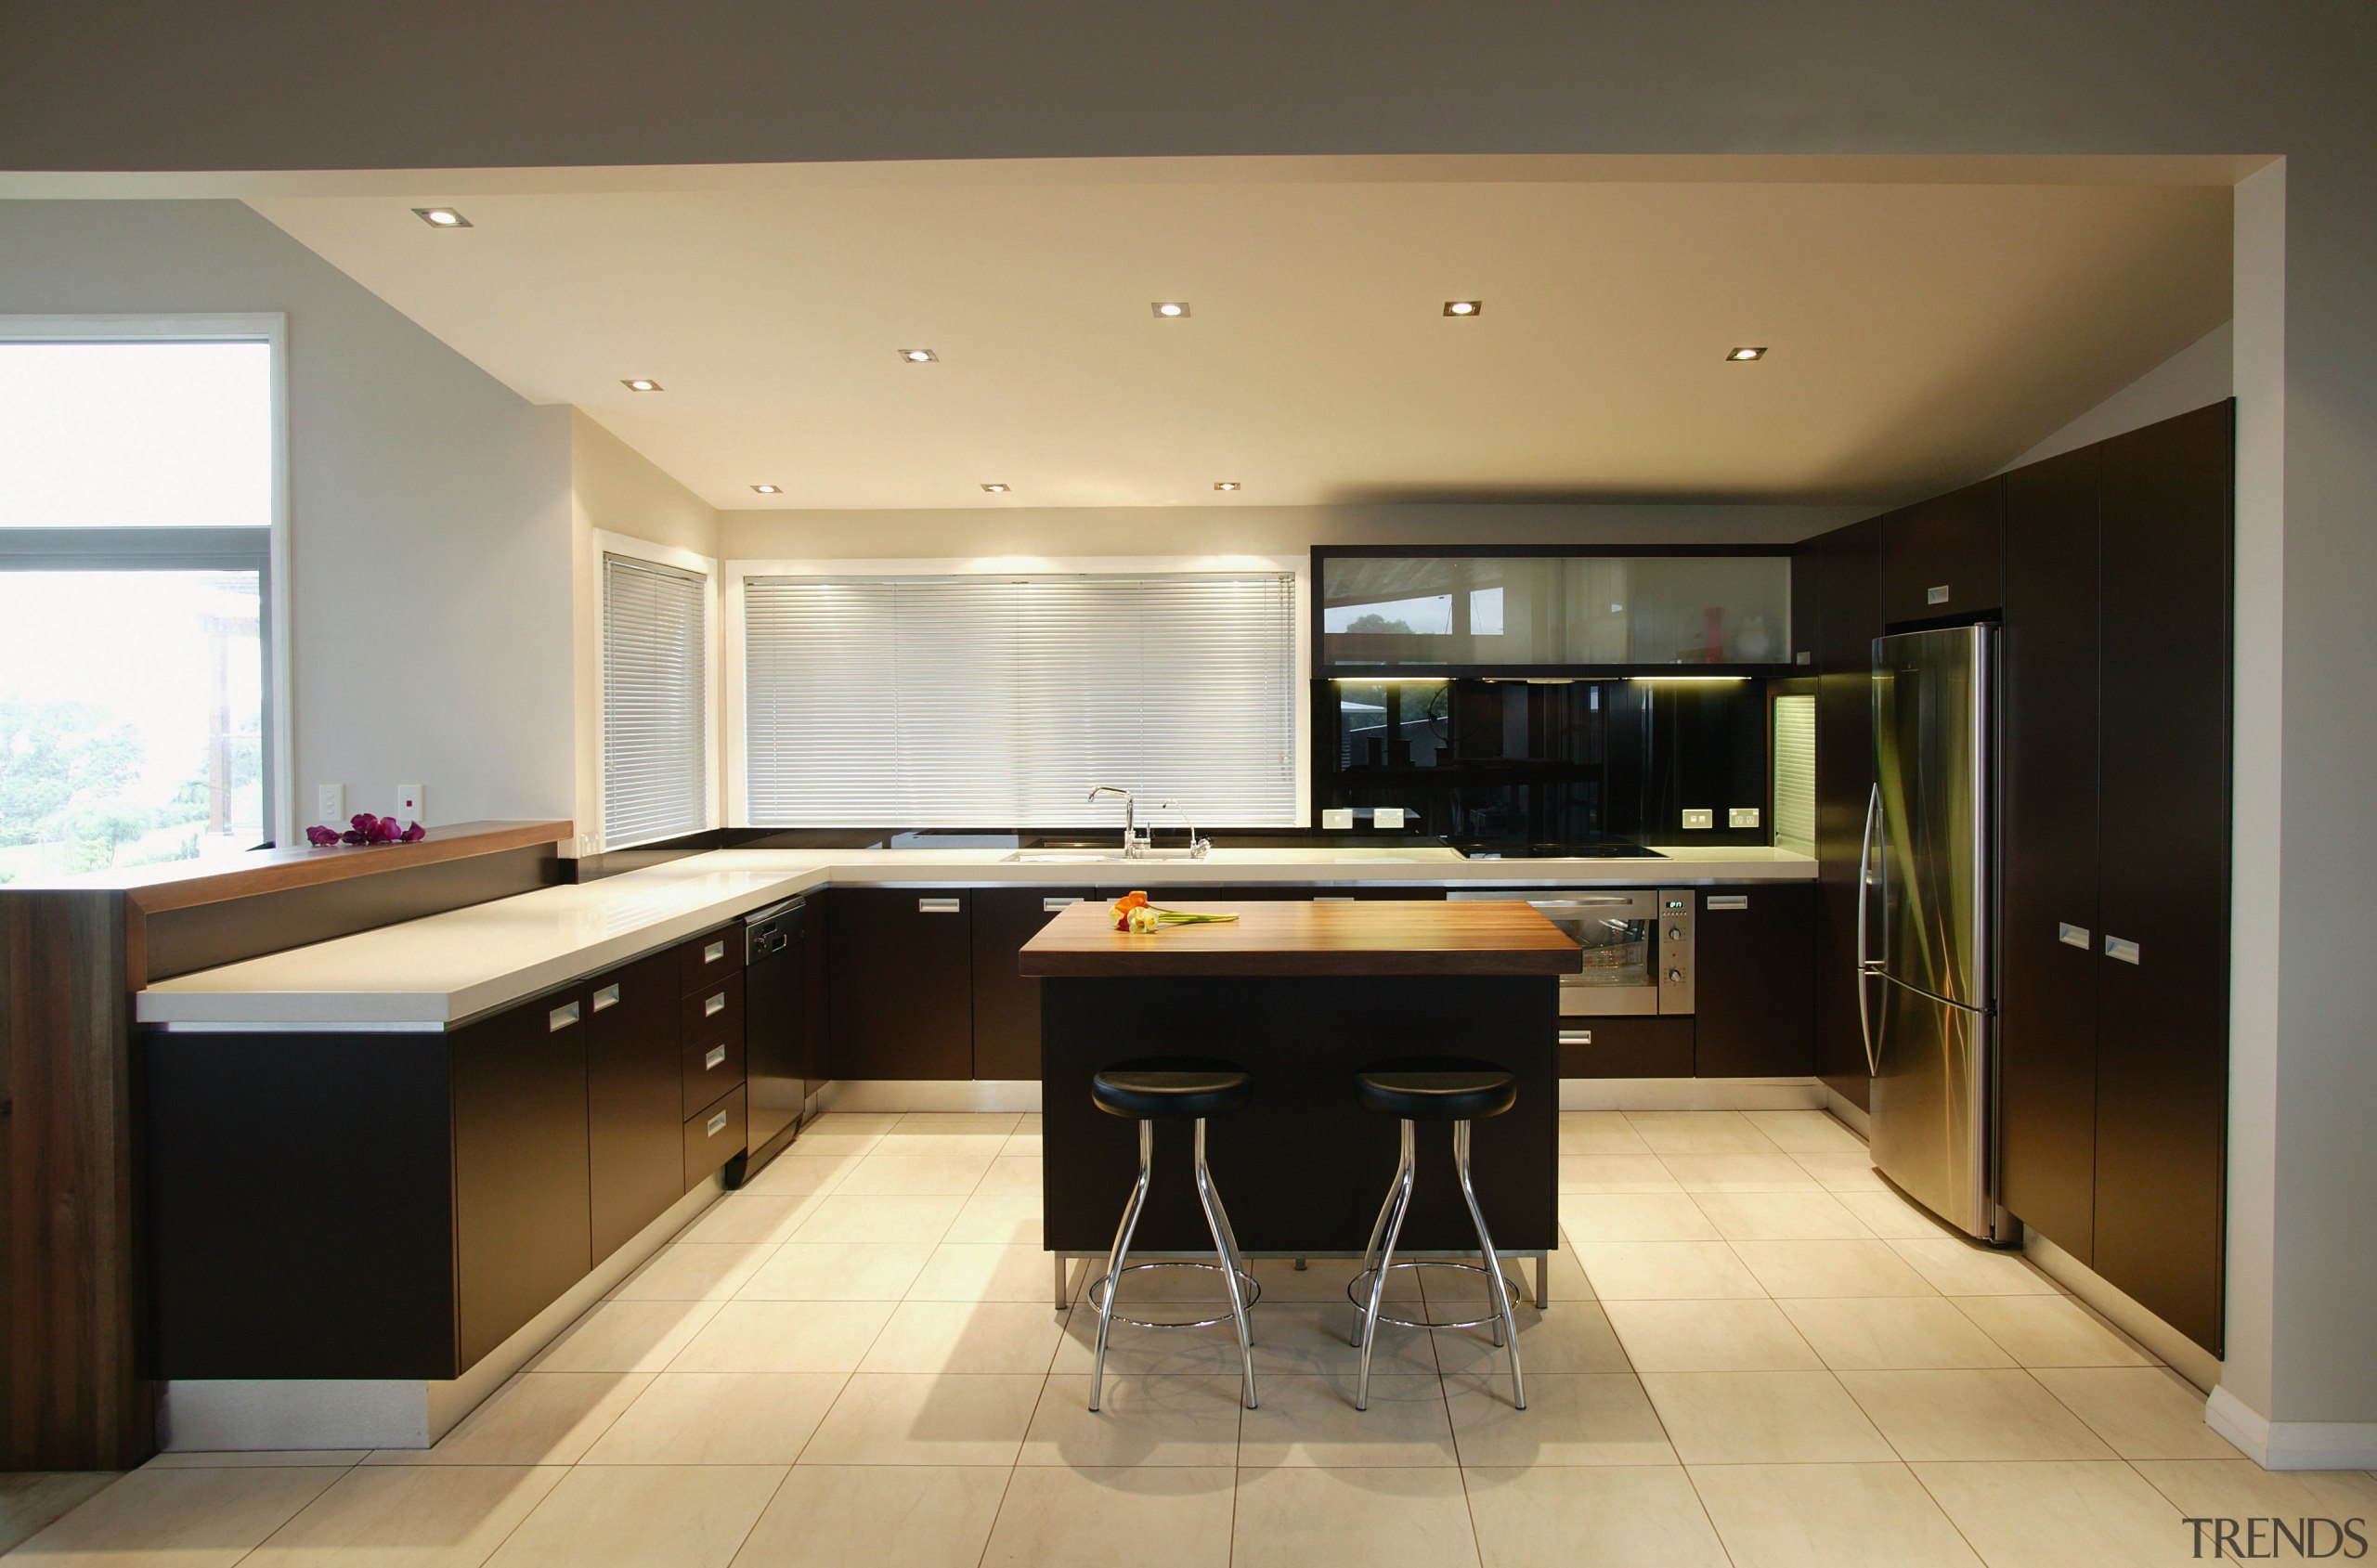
[1861,624,2014,1243]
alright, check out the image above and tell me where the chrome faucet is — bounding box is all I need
[1087,785,1150,858]
[1158,799,1212,859]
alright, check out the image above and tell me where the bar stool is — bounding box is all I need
[1347,1056,1526,1411]
[1085,1057,1261,1412]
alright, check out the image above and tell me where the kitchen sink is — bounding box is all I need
[1003,849,1202,863]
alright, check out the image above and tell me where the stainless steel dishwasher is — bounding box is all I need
[732,897,807,1186]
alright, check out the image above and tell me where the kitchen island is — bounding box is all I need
[1020,899,1580,1304]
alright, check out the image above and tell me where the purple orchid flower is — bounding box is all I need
[340,829,368,845]
[305,824,341,847]
[399,822,426,843]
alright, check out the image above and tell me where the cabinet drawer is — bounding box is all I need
[682,1032,747,1118]
[1557,1017,1694,1079]
[682,971,744,1042]
[683,1085,747,1190]
[679,926,744,993]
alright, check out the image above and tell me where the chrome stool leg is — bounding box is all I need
[1089,1120,1153,1413]
[1191,1118,1258,1409]
[1350,1118,1415,1352]
[1355,1118,1417,1410]
[1454,1119,1526,1409]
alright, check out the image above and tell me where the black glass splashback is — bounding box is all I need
[1317,677,1769,849]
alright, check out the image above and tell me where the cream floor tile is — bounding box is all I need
[1687,1461,1982,1568]
[798,1372,1044,1466]
[1446,1372,1675,1468]
[787,1194,965,1245]
[1834,1189,1957,1239]
[1020,1375,1245,1467]
[1436,1301,1631,1376]
[369,1373,652,1467]
[242,1463,566,1568]
[1659,1154,1826,1192]
[1253,1302,1437,1377]
[831,1152,995,1198]
[1732,1238,1941,1298]
[1625,1111,1786,1154]
[579,1372,847,1465]
[2,1467,342,1568]
[611,1242,773,1302]
[908,1242,1066,1302]
[0,1472,120,1554]
[860,1300,1067,1375]
[739,1148,867,1198]
[1838,1369,2117,1460]
[526,1299,721,1374]
[1951,1296,2152,1367]
[486,1463,784,1568]
[1559,1154,1682,1193]
[1789,1152,1891,1193]
[1050,1305,1246,1378]
[1602,1299,1823,1372]
[973,1156,1042,1197]
[1743,1109,1869,1153]
[896,1111,1022,1135]
[1778,1298,2015,1371]
[999,1128,1044,1157]
[1562,1192,1721,1242]
[1911,1458,2190,1568]
[730,1464,1006,1568]
[983,1465,1235,1568]
[674,1192,825,1246]
[1464,1464,1730,1568]
[868,1134,1014,1163]
[1560,1111,1654,1154]
[1238,1372,1459,1467]
[1693,1190,1875,1241]
[799,1110,902,1134]
[944,1193,1044,1245]
[2030,1367,2241,1459]
[1425,1245,1589,1304]
[737,1240,936,1301]
[1243,1256,1421,1303]
[1232,1465,1480,1568]
[142,1451,368,1468]
[1574,1241,1768,1300]
[2131,1458,2377,1521]
[667,1300,895,1374]
[1643,1371,1895,1464]
[1888,1238,2060,1295]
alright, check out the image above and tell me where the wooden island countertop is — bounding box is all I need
[1018,898,1581,978]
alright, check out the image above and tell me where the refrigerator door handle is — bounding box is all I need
[1855,782,1883,1077]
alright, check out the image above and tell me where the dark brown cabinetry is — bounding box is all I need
[1880,478,2003,627]
[1692,886,1815,1077]
[586,949,686,1265]
[971,887,1093,1080]
[1796,515,1883,1108]
[800,889,832,1101]
[829,888,975,1080]
[1558,1016,1693,1079]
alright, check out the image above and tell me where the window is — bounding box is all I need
[601,551,710,849]
[0,329,279,877]
[742,573,1297,826]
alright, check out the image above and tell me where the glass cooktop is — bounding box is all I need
[1450,842,1668,861]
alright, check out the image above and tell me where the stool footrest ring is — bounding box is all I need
[1088,1260,1263,1330]
[1346,1261,1528,1332]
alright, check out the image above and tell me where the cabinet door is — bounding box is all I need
[828,888,974,1081]
[586,950,683,1264]
[452,987,592,1370]
[971,887,1093,1081]
[2092,400,2233,1355]
[1997,443,2103,1260]
[1881,478,2003,626]
[800,889,831,1101]
[1692,886,1815,1076]
[1810,517,1881,1107]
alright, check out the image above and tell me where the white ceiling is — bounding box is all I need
[247,160,2233,512]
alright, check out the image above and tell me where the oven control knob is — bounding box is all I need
[1668,926,1683,940]
[1668,968,1683,983]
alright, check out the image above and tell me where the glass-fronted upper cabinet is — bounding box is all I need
[1316,550,1792,673]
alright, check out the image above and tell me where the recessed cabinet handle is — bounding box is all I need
[1558,1030,1594,1045]
[1312,896,1355,901]
[704,940,726,964]
[707,1109,729,1137]
[704,991,727,1017]
[548,1001,579,1031]
[1043,897,1081,913]
[2058,923,2091,950]
[1927,584,1951,605]
[918,898,961,914]
[591,983,620,1011]
[1706,895,1748,911]
[2104,934,2141,965]
[705,1044,727,1069]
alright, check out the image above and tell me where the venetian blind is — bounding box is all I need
[602,553,708,849]
[743,574,1297,826]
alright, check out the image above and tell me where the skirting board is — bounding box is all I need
[2021,1227,2223,1393]
[818,1079,1043,1114]
[1821,1085,1872,1138]
[158,1175,725,1453]
[1558,1077,1825,1111]
[2204,1385,2377,1471]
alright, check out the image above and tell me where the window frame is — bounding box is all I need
[0,315,291,847]
[723,552,1311,828]
[593,529,721,852]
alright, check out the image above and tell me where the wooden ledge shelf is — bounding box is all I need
[58,820,573,915]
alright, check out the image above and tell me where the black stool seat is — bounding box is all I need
[1093,1057,1252,1121]
[1355,1057,1517,1122]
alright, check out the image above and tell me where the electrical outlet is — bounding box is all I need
[1729,807,1762,829]
[1373,807,1407,829]
[578,833,598,857]
[1681,808,1714,831]
[395,784,424,823]
[1320,808,1354,830]
[316,783,344,823]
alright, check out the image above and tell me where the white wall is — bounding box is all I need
[0,200,574,829]
[1999,321,2233,473]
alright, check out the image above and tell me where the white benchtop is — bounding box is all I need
[136,844,1815,1028]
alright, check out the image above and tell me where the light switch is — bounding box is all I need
[316,783,344,823]
[1321,808,1354,830]
[1729,807,1761,828]
[1681,809,1714,831]
[1372,807,1407,829]
[395,784,423,822]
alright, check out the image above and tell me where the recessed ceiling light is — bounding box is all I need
[981,483,1010,494]
[1727,346,1768,361]
[751,484,782,495]
[621,378,663,392]
[1214,481,1242,492]
[1151,302,1191,318]
[898,348,938,363]
[412,207,472,228]
[1443,300,1482,317]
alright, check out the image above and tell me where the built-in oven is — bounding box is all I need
[1447,888,1695,1017]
